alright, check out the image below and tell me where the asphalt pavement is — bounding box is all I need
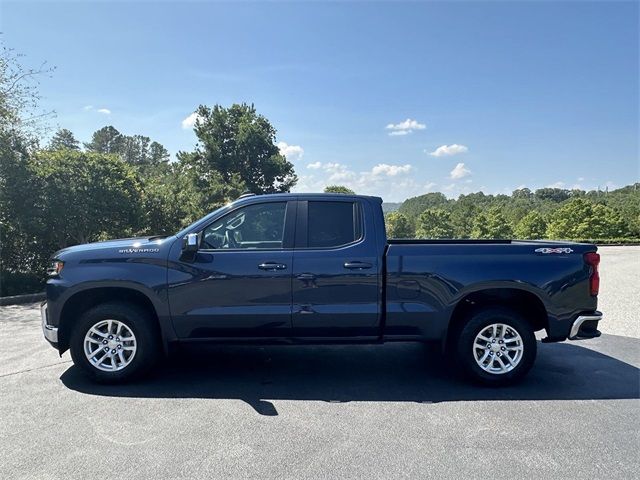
[1,246,638,479]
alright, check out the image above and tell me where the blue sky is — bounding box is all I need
[2,0,638,201]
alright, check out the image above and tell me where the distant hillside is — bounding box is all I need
[385,183,640,240]
[382,202,401,213]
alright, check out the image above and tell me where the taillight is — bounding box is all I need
[584,252,600,296]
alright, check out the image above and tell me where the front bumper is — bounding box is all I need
[568,311,603,340]
[41,302,59,345]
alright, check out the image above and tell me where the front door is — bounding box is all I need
[168,200,296,338]
[291,199,381,338]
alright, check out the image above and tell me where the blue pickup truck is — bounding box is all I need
[41,193,603,385]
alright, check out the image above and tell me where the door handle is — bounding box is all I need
[258,262,287,271]
[344,261,372,270]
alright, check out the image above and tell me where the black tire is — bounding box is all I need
[456,307,537,386]
[69,302,160,383]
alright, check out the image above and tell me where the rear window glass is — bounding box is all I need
[308,201,361,248]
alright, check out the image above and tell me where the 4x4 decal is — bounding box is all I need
[534,247,573,254]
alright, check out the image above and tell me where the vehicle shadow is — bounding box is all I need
[60,334,640,416]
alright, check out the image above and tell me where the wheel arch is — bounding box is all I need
[444,287,548,352]
[58,286,168,354]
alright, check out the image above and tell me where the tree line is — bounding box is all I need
[384,187,639,241]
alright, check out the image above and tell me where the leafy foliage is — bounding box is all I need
[513,211,547,239]
[470,208,513,239]
[32,150,143,246]
[396,185,639,242]
[48,128,79,150]
[416,209,454,239]
[186,103,297,194]
[385,212,413,238]
[324,185,355,194]
[85,126,169,168]
[546,198,628,239]
[84,126,124,154]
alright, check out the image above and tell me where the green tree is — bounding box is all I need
[385,212,414,238]
[187,103,297,193]
[324,185,355,194]
[416,209,454,239]
[512,188,533,199]
[546,198,628,240]
[85,127,170,171]
[149,141,170,164]
[142,165,201,235]
[600,183,640,236]
[0,42,54,293]
[120,134,151,164]
[471,207,513,239]
[33,150,143,247]
[85,126,124,154]
[0,130,47,281]
[514,211,547,239]
[175,149,246,215]
[48,128,79,150]
[534,188,570,203]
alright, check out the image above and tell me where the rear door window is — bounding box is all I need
[307,201,361,248]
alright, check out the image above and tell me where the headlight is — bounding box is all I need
[47,260,64,276]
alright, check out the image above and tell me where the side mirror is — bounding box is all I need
[182,233,199,253]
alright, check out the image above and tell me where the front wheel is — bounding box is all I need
[456,307,537,386]
[69,302,159,383]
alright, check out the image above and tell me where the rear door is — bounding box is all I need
[291,198,381,338]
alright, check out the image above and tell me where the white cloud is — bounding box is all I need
[277,141,304,162]
[292,162,420,201]
[547,181,565,188]
[371,163,412,176]
[450,162,471,179]
[385,118,426,136]
[83,105,110,114]
[388,130,410,136]
[181,112,202,129]
[428,144,468,157]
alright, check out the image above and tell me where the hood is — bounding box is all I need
[53,236,174,260]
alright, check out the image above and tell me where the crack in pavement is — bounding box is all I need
[0,360,72,379]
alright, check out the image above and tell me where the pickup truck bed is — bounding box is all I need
[385,240,597,343]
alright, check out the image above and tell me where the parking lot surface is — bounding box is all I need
[1,246,638,479]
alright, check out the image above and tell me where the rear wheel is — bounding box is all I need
[456,307,537,386]
[70,302,159,383]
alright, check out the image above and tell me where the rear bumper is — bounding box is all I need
[41,302,59,346]
[568,311,603,340]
